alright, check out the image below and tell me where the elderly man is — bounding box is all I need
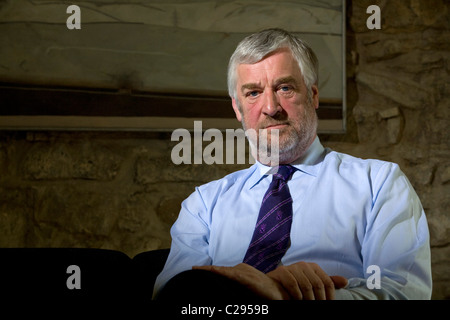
[153,28,432,300]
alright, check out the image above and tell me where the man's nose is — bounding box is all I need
[261,90,281,117]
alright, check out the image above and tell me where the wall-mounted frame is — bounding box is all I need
[0,0,345,133]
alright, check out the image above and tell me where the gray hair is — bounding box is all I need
[227,28,319,100]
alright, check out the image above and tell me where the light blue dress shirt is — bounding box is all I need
[153,137,432,299]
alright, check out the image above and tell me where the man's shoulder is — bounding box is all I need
[323,148,402,179]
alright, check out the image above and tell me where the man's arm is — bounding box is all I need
[344,163,431,299]
[152,188,212,299]
[325,162,432,300]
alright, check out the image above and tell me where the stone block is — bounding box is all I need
[34,185,120,237]
[350,0,428,33]
[404,163,435,187]
[22,141,123,181]
[411,0,449,27]
[356,32,422,63]
[431,245,450,299]
[156,196,185,226]
[0,188,33,247]
[428,214,450,247]
[134,155,229,185]
[377,107,404,145]
[386,116,403,145]
[439,166,450,184]
[379,107,400,120]
[113,191,173,257]
[431,246,450,278]
[356,68,432,109]
[352,103,379,143]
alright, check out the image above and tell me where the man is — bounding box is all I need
[153,28,432,300]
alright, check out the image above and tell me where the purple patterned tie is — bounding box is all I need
[243,165,296,273]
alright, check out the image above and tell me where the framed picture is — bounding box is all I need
[0,0,345,132]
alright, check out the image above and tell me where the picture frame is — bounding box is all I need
[0,0,346,133]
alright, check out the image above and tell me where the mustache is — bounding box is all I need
[258,116,291,130]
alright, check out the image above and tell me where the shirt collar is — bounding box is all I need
[249,136,325,189]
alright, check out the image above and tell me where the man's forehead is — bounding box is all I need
[236,50,302,84]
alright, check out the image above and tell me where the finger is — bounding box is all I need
[330,275,348,289]
[267,266,303,300]
[306,265,337,300]
[280,263,316,300]
[299,264,326,300]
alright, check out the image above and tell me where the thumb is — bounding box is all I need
[330,275,348,289]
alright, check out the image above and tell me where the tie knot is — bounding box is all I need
[273,165,295,182]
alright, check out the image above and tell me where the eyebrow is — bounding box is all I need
[240,76,300,94]
[240,82,262,93]
[273,76,300,88]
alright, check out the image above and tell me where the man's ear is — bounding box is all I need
[231,98,242,122]
[311,85,319,110]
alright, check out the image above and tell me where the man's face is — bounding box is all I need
[231,48,319,164]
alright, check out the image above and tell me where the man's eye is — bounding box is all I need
[280,86,291,92]
[247,91,259,97]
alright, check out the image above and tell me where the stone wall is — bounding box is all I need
[0,0,449,299]
[0,130,249,256]
[343,0,449,300]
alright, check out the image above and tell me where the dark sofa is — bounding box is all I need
[0,248,169,304]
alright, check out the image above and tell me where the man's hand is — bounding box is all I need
[267,262,348,300]
[194,262,347,300]
[193,263,290,300]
